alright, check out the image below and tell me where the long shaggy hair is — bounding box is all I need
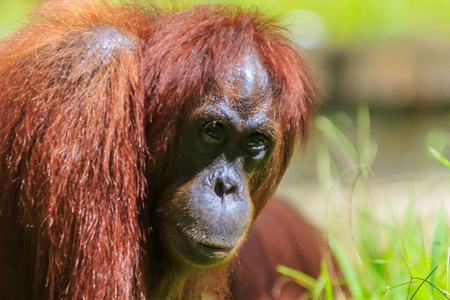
[0,1,314,299]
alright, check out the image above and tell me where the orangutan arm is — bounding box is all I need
[0,9,147,299]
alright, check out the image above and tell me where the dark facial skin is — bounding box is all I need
[160,54,279,266]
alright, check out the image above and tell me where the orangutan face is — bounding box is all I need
[158,54,278,266]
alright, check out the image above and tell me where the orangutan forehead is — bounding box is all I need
[216,52,272,109]
[194,61,277,133]
[193,53,276,127]
[226,52,270,98]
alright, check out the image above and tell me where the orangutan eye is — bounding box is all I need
[201,122,225,145]
[247,134,267,154]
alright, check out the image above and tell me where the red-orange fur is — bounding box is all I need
[0,1,314,299]
[229,200,346,299]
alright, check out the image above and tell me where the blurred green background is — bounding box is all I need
[217,0,450,46]
[1,0,449,298]
[3,0,450,44]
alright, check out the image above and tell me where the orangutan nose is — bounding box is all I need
[214,176,238,197]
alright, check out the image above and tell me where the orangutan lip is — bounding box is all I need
[197,241,231,251]
[178,228,235,252]
[172,226,236,264]
[187,237,235,257]
[192,242,232,260]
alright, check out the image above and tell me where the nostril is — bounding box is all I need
[214,177,237,197]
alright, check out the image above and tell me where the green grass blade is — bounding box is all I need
[317,142,333,188]
[392,238,413,299]
[329,235,363,299]
[447,247,450,294]
[409,276,450,299]
[316,116,360,169]
[429,147,450,169]
[320,261,334,300]
[311,274,326,300]
[393,235,412,277]
[276,265,317,291]
[411,267,438,299]
[357,104,371,167]
[429,205,445,295]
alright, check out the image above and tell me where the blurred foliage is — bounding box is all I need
[293,108,450,299]
[209,0,450,46]
[2,0,450,45]
[0,0,36,37]
[427,128,450,169]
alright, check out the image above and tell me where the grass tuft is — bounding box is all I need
[279,107,449,299]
